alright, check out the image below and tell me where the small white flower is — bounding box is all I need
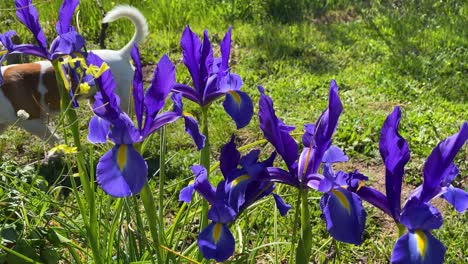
[17,109,30,120]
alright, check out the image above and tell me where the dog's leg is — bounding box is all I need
[0,123,7,134]
[18,119,60,147]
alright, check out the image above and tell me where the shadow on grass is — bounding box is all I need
[250,23,340,75]
[351,1,468,102]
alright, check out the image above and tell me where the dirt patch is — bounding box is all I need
[313,9,360,24]
[142,64,156,84]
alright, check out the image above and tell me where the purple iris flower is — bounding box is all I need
[87,45,205,197]
[350,106,468,263]
[172,26,253,129]
[0,0,85,62]
[179,135,290,262]
[259,80,367,245]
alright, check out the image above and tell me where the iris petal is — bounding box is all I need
[307,80,343,175]
[379,106,410,221]
[273,193,291,216]
[220,135,241,178]
[223,90,253,129]
[96,144,148,197]
[302,123,315,146]
[218,73,243,93]
[183,115,206,150]
[219,26,232,73]
[145,54,176,121]
[15,0,48,55]
[87,115,110,144]
[198,222,235,262]
[180,26,202,92]
[421,122,468,203]
[355,186,392,216]
[320,188,366,244]
[391,231,445,264]
[267,167,299,187]
[131,43,144,130]
[49,31,86,60]
[87,52,121,121]
[191,165,216,205]
[322,145,348,163]
[441,185,468,213]
[172,83,201,104]
[400,199,443,231]
[179,182,194,203]
[56,0,79,34]
[258,86,298,170]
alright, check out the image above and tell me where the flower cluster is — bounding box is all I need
[86,45,205,197]
[179,135,290,262]
[259,81,366,244]
[348,107,468,263]
[173,26,253,128]
[0,0,85,85]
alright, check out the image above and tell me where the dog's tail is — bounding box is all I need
[103,5,148,58]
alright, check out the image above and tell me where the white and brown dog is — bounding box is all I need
[0,5,148,147]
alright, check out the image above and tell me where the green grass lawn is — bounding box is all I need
[1,0,467,263]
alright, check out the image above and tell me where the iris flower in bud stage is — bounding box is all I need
[258,80,367,245]
[350,106,468,264]
[179,135,290,262]
[87,44,205,197]
[172,26,253,129]
[0,0,85,85]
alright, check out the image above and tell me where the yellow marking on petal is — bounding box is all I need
[0,50,8,56]
[183,111,194,118]
[331,189,351,214]
[231,175,250,188]
[228,91,241,105]
[356,180,366,191]
[117,145,128,171]
[79,82,90,94]
[415,230,427,258]
[86,62,110,79]
[213,223,223,243]
[302,147,312,176]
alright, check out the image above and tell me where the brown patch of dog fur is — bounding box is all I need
[1,63,62,120]
[2,63,43,119]
[42,67,61,111]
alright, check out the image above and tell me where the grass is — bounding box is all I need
[1,0,467,263]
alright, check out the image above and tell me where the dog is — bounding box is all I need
[0,5,148,147]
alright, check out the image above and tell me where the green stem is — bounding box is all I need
[167,202,188,248]
[159,126,167,240]
[140,183,163,263]
[107,199,124,262]
[397,223,406,237]
[0,244,40,263]
[198,107,210,261]
[195,106,211,261]
[290,188,302,263]
[299,188,312,263]
[52,61,102,264]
